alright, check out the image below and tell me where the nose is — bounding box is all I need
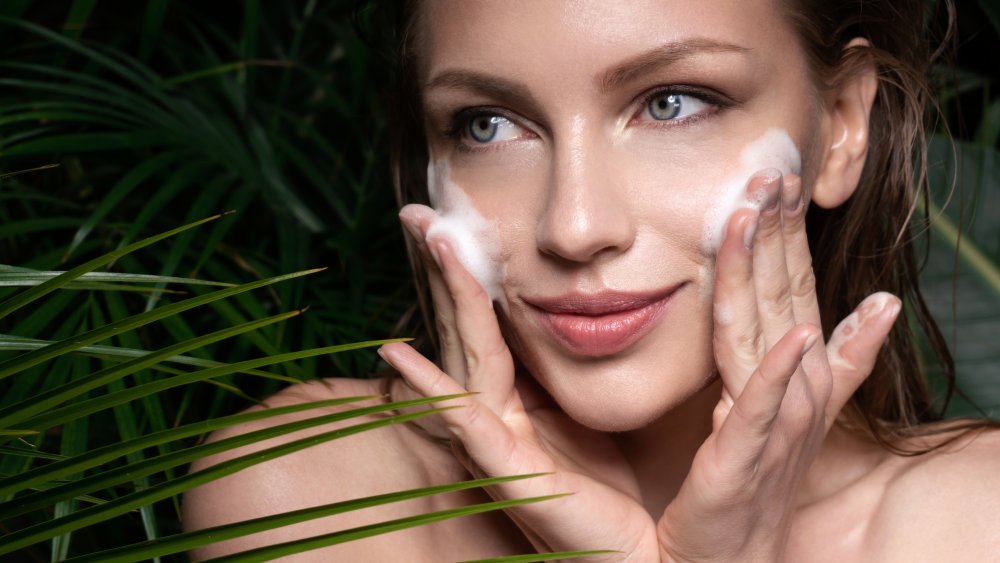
[536,119,636,263]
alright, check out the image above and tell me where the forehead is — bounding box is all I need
[416,0,800,82]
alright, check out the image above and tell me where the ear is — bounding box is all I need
[811,39,879,209]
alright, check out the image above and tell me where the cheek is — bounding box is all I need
[426,161,507,306]
[444,159,548,271]
[629,127,802,256]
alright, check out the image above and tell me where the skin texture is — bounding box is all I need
[412,0,824,433]
[183,1,1000,560]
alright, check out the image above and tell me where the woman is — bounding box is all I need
[184,1,1000,560]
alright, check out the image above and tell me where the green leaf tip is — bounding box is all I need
[0,163,60,180]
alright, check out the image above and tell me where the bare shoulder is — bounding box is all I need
[868,424,1000,560]
[182,377,528,561]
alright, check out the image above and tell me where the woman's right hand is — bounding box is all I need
[655,172,901,562]
[383,203,663,560]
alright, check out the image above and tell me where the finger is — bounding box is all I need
[713,208,763,397]
[750,170,797,346]
[378,342,551,477]
[399,204,469,385]
[715,324,819,470]
[426,235,515,414]
[823,292,902,429]
[774,174,832,407]
[778,175,821,329]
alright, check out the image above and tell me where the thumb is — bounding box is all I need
[823,292,902,429]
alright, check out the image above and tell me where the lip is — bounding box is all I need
[523,285,682,357]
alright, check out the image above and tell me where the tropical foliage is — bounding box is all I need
[0,0,997,561]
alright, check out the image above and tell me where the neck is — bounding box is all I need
[612,378,720,517]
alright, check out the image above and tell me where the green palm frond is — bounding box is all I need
[0,218,563,560]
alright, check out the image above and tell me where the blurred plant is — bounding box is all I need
[918,0,1000,418]
[0,1,414,388]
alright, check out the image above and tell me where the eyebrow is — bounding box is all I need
[600,38,752,91]
[424,69,543,117]
[423,38,751,107]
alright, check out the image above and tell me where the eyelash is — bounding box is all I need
[633,86,730,128]
[443,86,732,152]
[443,107,524,153]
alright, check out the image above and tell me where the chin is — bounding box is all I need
[563,399,671,432]
[528,355,717,433]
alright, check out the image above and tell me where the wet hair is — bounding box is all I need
[782,0,998,452]
[369,0,996,453]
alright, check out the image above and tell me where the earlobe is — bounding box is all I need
[811,39,879,209]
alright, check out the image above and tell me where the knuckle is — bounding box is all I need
[451,398,484,436]
[434,316,457,340]
[789,268,817,300]
[718,326,764,366]
[760,289,793,319]
[743,327,766,359]
[428,367,454,396]
[466,336,512,373]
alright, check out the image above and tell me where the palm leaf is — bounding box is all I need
[62,475,554,563]
[0,218,557,560]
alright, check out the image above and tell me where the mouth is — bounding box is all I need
[523,285,683,357]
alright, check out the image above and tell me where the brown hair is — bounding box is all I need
[784,0,997,453]
[377,0,996,453]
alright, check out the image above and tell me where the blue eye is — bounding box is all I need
[468,115,503,142]
[645,92,709,122]
[462,113,527,144]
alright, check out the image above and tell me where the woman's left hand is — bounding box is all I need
[656,170,902,562]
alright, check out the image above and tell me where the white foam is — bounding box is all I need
[424,161,505,307]
[826,292,898,369]
[702,128,801,253]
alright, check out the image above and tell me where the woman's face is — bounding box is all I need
[417,0,825,431]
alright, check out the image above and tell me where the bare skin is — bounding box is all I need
[183,380,1000,561]
[184,1,1000,561]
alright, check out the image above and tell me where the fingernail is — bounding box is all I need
[398,211,425,243]
[743,214,758,250]
[764,187,780,213]
[859,292,897,321]
[887,298,902,320]
[782,177,802,212]
[377,345,393,365]
[802,333,819,356]
[758,169,782,213]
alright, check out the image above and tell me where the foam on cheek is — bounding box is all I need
[424,161,505,307]
[702,128,802,253]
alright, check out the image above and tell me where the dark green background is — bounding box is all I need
[1,1,998,560]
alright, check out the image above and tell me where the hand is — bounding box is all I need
[656,171,902,562]
[385,203,662,560]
